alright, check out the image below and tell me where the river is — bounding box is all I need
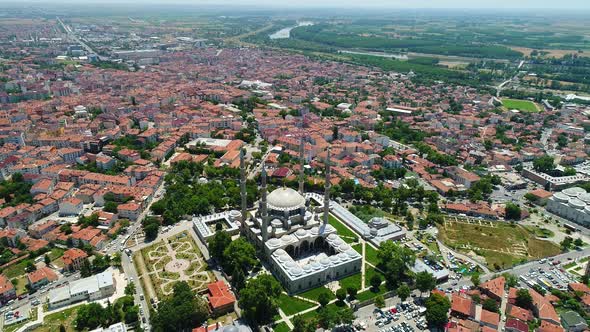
[269,21,313,40]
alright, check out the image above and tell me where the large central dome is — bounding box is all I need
[267,187,306,210]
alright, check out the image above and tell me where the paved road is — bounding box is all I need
[56,17,108,61]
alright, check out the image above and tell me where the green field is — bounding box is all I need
[438,219,560,270]
[328,215,358,243]
[278,293,316,316]
[299,286,335,302]
[274,322,290,332]
[31,305,83,332]
[502,99,540,112]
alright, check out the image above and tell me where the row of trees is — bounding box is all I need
[75,295,139,330]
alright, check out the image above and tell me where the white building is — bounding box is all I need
[48,270,116,308]
[238,147,362,294]
[546,187,590,227]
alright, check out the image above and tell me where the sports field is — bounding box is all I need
[502,98,540,113]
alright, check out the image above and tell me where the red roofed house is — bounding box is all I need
[451,293,474,319]
[27,266,58,290]
[206,280,235,315]
[0,274,16,305]
[59,197,83,216]
[479,309,500,330]
[61,248,88,272]
[505,318,528,332]
[480,276,505,301]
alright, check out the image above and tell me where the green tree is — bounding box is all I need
[142,217,160,241]
[374,295,385,308]
[239,275,282,325]
[397,283,411,301]
[370,274,382,290]
[505,203,522,220]
[292,314,316,332]
[318,292,330,307]
[515,288,533,310]
[471,274,481,287]
[104,201,118,213]
[222,238,258,276]
[482,298,499,313]
[125,282,136,296]
[533,155,555,173]
[347,286,358,300]
[208,230,231,262]
[377,241,416,286]
[336,288,347,302]
[44,254,51,265]
[425,293,451,328]
[151,281,209,332]
[59,324,66,332]
[416,271,436,296]
[502,273,518,288]
[75,303,108,330]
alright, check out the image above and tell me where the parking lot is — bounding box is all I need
[355,298,430,332]
[518,258,577,291]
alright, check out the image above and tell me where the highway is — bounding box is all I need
[56,16,109,61]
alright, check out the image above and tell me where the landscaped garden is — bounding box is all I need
[138,231,215,300]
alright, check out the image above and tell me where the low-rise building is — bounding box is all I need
[62,248,89,272]
[27,266,58,290]
[48,270,115,309]
[0,274,16,305]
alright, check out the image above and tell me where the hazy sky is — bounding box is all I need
[17,0,590,10]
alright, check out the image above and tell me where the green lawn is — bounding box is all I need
[274,322,290,332]
[31,304,83,332]
[365,244,380,266]
[299,286,335,302]
[2,259,29,279]
[502,98,539,113]
[278,293,316,316]
[357,285,387,302]
[339,272,362,291]
[328,215,358,243]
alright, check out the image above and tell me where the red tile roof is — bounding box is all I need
[207,280,235,310]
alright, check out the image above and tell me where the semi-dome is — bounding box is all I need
[267,187,306,210]
[554,192,569,202]
[563,187,585,197]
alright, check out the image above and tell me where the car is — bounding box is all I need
[140,294,144,300]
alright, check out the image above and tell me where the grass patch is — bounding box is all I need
[563,262,577,269]
[299,286,335,302]
[14,275,27,296]
[502,98,539,113]
[365,244,380,266]
[438,220,560,270]
[524,226,554,238]
[328,214,358,243]
[278,293,316,316]
[339,272,362,291]
[31,304,83,332]
[274,322,290,332]
[357,285,387,302]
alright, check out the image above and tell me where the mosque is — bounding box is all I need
[238,143,362,294]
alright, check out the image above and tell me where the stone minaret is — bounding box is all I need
[323,147,331,226]
[260,162,269,242]
[240,148,247,224]
[298,138,305,194]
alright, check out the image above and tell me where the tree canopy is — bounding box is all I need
[239,274,282,325]
[151,281,209,332]
[377,241,416,286]
[425,293,451,328]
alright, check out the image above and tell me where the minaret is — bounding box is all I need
[260,162,269,242]
[240,149,247,224]
[323,147,331,226]
[298,138,305,194]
